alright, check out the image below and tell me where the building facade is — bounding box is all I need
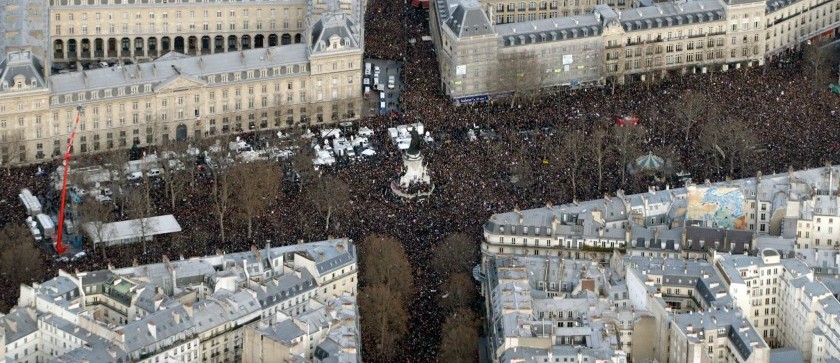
[0,0,364,166]
[482,254,629,363]
[482,165,840,277]
[3,238,360,362]
[431,0,840,102]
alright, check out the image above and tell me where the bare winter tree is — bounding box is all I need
[431,233,476,278]
[0,224,30,251]
[438,272,477,313]
[497,51,544,108]
[509,149,534,192]
[558,129,587,199]
[673,89,706,142]
[699,117,759,178]
[102,150,130,217]
[359,284,410,362]
[0,226,46,311]
[358,235,413,363]
[232,161,281,239]
[78,198,113,258]
[359,235,415,304]
[612,123,645,185]
[288,134,317,191]
[804,39,833,87]
[0,131,27,175]
[158,143,193,210]
[589,121,610,192]
[437,308,480,363]
[210,162,235,245]
[640,43,659,90]
[602,47,626,94]
[127,185,155,254]
[306,174,350,232]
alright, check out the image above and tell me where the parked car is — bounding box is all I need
[126,171,143,180]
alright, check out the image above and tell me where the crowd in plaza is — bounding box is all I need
[0,0,838,359]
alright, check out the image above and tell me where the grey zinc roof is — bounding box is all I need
[264,319,306,344]
[0,0,49,62]
[256,268,318,308]
[309,12,360,54]
[803,281,831,298]
[817,276,840,297]
[630,225,682,250]
[819,295,840,315]
[120,305,195,353]
[1,307,38,344]
[684,226,754,253]
[79,270,117,287]
[132,284,166,313]
[37,275,79,301]
[0,50,47,89]
[769,348,805,363]
[314,337,343,361]
[496,15,602,46]
[315,250,355,275]
[766,0,805,13]
[44,315,129,363]
[674,307,767,358]
[445,0,495,38]
[114,258,217,293]
[49,44,309,94]
[214,289,261,321]
[780,258,811,278]
[617,0,725,32]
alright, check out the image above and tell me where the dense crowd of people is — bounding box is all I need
[0,0,838,359]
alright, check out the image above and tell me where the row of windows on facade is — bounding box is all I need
[5,86,355,129]
[612,26,738,48]
[51,0,303,6]
[772,1,840,23]
[54,8,305,22]
[495,236,625,247]
[56,19,305,35]
[492,0,630,13]
[50,65,360,104]
[767,11,838,35]
[2,97,357,138]
[493,247,604,258]
[1,107,358,162]
[604,46,755,72]
[47,90,357,122]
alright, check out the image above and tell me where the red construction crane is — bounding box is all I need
[55,105,83,255]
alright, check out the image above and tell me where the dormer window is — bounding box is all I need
[329,35,342,50]
[13,75,25,90]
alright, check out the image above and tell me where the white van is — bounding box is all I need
[379,91,386,101]
[364,63,372,76]
[388,75,396,89]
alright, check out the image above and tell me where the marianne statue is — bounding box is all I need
[406,129,422,155]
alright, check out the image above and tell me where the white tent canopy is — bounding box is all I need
[84,214,182,246]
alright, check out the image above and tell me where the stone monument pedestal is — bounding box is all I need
[391,150,434,199]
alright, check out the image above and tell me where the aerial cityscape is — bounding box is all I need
[0,0,838,360]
